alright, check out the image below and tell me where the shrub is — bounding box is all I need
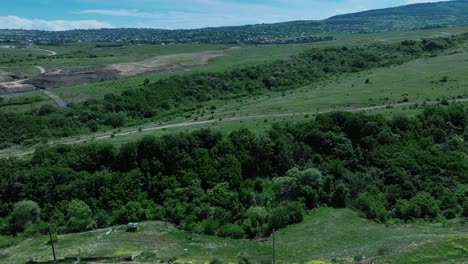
[354,190,391,222]
[218,224,244,239]
[8,200,41,234]
[210,258,223,264]
[269,202,304,230]
[65,200,95,233]
[395,192,440,221]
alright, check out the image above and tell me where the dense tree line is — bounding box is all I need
[0,105,466,239]
[1,34,467,147]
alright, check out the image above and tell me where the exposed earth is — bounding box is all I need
[0,50,225,94]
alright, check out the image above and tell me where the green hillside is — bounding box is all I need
[1,208,466,264]
[326,0,468,32]
[330,0,468,19]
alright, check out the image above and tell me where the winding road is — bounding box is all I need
[32,48,57,56]
[1,65,68,108]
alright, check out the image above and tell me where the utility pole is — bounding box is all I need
[272,229,276,264]
[48,225,57,263]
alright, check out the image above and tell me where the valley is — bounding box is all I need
[0,1,468,264]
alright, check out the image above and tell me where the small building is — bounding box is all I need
[127,222,139,232]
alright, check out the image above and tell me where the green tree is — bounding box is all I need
[354,189,391,222]
[272,176,299,202]
[242,206,269,238]
[287,167,324,208]
[65,200,95,233]
[8,200,41,234]
[269,202,303,230]
[113,201,146,224]
[396,192,440,221]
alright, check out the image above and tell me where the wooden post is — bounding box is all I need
[272,229,276,264]
[48,225,57,263]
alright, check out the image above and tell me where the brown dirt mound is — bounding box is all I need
[0,80,36,94]
[10,50,225,91]
[25,67,120,89]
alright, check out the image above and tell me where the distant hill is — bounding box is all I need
[330,0,468,20]
[326,0,468,32]
[1,1,468,44]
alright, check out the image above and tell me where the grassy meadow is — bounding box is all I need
[1,208,466,264]
[2,27,468,156]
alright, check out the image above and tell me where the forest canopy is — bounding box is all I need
[0,105,467,238]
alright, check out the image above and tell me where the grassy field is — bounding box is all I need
[1,26,468,157]
[47,46,468,147]
[50,26,468,101]
[1,43,468,157]
[0,91,53,113]
[1,208,466,264]
[1,26,465,100]
[204,49,468,120]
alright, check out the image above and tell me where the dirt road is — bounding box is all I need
[32,48,57,56]
[35,66,46,74]
[1,98,467,159]
[42,90,67,108]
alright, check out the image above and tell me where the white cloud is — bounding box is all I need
[0,15,112,31]
[79,9,156,18]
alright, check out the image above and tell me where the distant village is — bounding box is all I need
[0,28,334,45]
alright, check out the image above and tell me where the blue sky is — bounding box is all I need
[0,0,449,31]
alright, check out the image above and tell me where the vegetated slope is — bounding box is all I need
[1,33,466,147]
[0,105,466,245]
[326,0,468,32]
[275,208,467,264]
[3,1,468,45]
[330,0,468,20]
[1,208,466,263]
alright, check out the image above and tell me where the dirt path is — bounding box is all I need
[42,90,67,108]
[1,98,467,159]
[32,48,57,56]
[35,66,46,74]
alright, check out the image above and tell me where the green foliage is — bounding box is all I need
[269,202,304,230]
[7,200,41,234]
[395,192,441,221]
[218,224,245,239]
[113,201,146,224]
[38,104,56,116]
[0,235,20,249]
[64,200,95,233]
[0,105,466,239]
[210,258,223,264]
[354,189,391,222]
[2,33,468,146]
[242,206,269,238]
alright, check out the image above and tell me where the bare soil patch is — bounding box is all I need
[25,67,120,89]
[107,51,224,76]
[0,80,35,94]
[23,50,224,90]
